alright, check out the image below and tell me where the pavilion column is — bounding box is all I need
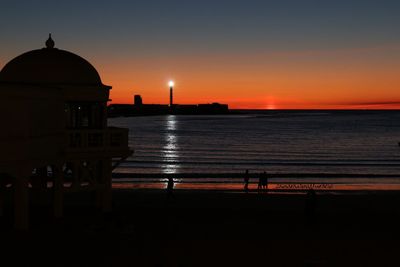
[101,159,112,212]
[14,171,29,230]
[53,164,64,218]
[95,160,103,209]
[0,181,4,217]
[72,161,80,191]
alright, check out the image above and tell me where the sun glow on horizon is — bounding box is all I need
[266,104,276,110]
[264,96,277,110]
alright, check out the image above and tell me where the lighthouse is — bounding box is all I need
[169,80,174,107]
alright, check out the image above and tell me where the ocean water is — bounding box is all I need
[109,110,400,190]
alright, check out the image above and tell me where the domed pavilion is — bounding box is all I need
[0,35,131,230]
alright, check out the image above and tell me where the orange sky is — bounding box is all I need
[95,45,400,109]
[0,45,399,110]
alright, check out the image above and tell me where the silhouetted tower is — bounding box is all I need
[169,81,174,107]
[134,94,142,106]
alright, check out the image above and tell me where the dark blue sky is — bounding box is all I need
[2,0,400,56]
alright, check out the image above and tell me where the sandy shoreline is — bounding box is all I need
[112,172,400,192]
[112,181,400,192]
[2,189,400,266]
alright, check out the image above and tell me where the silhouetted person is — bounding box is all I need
[167,177,174,197]
[262,171,268,192]
[244,169,250,192]
[305,189,317,223]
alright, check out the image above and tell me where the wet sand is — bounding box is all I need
[2,189,400,266]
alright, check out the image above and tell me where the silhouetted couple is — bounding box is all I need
[258,171,268,192]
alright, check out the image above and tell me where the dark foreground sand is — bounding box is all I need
[2,189,400,266]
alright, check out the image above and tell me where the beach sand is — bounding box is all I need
[1,189,400,266]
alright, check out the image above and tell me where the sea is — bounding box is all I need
[109,110,400,192]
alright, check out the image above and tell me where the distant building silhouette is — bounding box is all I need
[0,35,131,230]
[134,95,143,106]
[108,95,229,117]
[197,103,229,114]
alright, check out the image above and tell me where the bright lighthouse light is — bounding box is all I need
[169,81,174,87]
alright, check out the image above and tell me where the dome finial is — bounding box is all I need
[45,33,55,49]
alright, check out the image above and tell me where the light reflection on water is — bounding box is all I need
[161,115,181,176]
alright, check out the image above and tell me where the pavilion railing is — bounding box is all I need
[66,127,129,152]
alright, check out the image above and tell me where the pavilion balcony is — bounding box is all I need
[66,127,131,157]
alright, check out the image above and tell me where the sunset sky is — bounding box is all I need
[1,0,400,109]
